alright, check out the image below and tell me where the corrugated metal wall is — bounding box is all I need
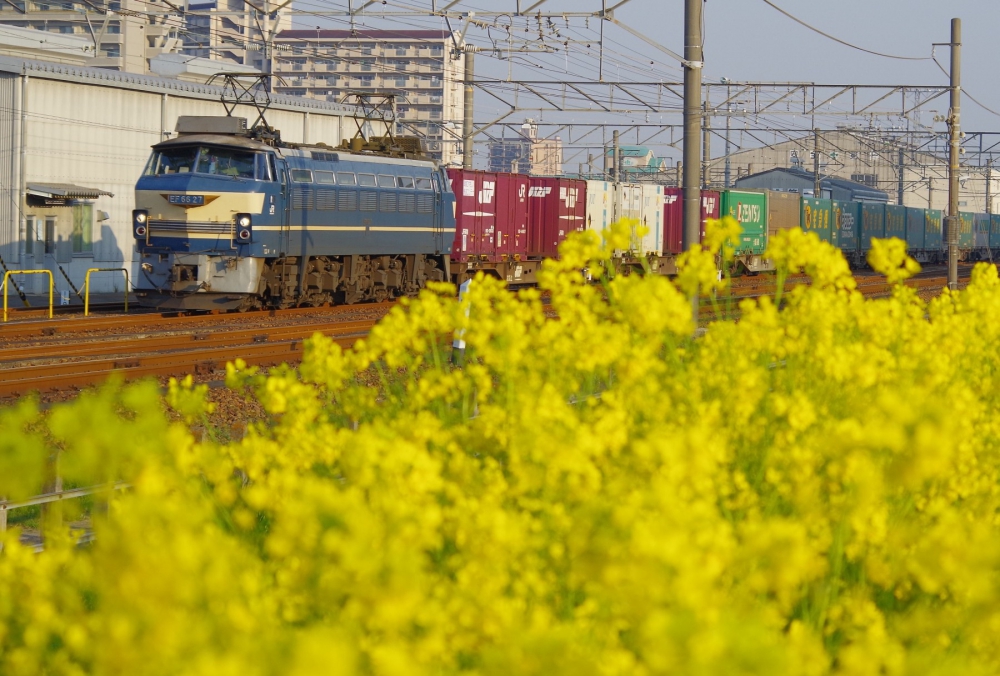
[16,75,363,293]
[0,73,18,267]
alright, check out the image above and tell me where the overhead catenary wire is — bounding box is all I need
[759,0,932,62]
[932,55,1000,120]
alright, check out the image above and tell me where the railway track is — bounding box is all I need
[0,267,980,401]
[0,303,395,400]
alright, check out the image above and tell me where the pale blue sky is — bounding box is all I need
[294,1,998,164]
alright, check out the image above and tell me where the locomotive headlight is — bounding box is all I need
[235,213,252,243]
[132,209,149,239]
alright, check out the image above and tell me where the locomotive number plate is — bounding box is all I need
[168,194,205,206]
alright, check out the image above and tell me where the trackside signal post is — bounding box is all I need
[683,0,704,320]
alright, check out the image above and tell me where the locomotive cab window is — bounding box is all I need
[414,177,432,190]
[397,176,414,189]
[315,171,335,184]
[146,145,256,179]
[255,154,274,181]
[337,172,357,185]
[358,173,377,187]
[291,169,313,183]
[377,175,396,188]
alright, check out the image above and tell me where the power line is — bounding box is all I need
[932,55,1000,120]
[759,0,932,61]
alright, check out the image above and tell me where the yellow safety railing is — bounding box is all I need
[3,270,53,322]
[84,268,129,316]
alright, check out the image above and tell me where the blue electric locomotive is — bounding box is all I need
[133,115,455,311]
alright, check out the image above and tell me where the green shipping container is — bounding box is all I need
[990,214,1000,249]
[721,190,767,255]
[924,210,943,251]
[801,197,833,243]
[958,212,975,249]
[885,205,907,241]
[905,207,925,250]
[860,203,886,251]
[974,213,990,248]
[833,200,860,254]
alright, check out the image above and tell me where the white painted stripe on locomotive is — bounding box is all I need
[254,225,444,232]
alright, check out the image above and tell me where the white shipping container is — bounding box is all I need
[635,183,663,256]
[584,180,614,243]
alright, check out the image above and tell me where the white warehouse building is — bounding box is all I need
[0,55,385,295]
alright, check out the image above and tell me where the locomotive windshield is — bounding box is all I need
[145,145,257,179]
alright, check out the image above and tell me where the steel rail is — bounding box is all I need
[0,320,376,364]
[0,301,395,339]
[0,325,373,398]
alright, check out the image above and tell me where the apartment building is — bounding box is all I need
[0,0,283,76]
[272,29,464,165]
[488,119,563,175]
[0,0,184,72]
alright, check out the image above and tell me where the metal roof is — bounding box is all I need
[277,30,452,40]
[0,55,354,116]
[27,183,114,199]
[154,133,274,151]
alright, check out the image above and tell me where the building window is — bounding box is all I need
[101,44,120,57]
[72,204,93,254]
[395,45,407,56]
[361,60,373,72]
[361,46,373,55]
[359,75,374,86]
[44,216,56,255]
[851,173,878,187]
[24,216,37,255]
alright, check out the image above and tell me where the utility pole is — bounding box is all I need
[462,47,475,169]
[947,18,961,291]
[987,164,992,214]
[813,129,821,197]
[612,129,620,182]
[702,102,711,188]
[724,80,732,188]
[682,0,703,275]
[898,148,905,206]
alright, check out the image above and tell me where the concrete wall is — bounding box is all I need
[0,60,379,294]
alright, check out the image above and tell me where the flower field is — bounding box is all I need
[3,220,1000,675]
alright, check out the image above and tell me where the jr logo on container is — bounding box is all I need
[478,181,495,204]
[560,187,578,209]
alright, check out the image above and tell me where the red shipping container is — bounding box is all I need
[526,177,587,258]
[495,173,529,260]
[449,168,498,262]
[662,188,721,255]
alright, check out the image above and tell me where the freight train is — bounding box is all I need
[133,116,993,310]
[134,116,455,311]
[453,172,997,278]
